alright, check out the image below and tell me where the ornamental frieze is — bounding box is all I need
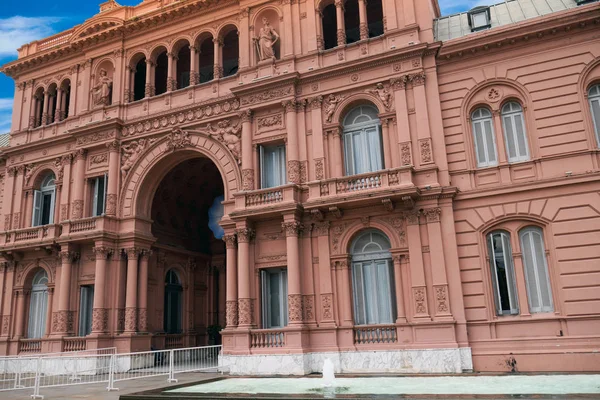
[122,97,240,138]
[240,85,294,106]
[76,130,117,147]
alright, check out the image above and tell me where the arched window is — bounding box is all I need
[27,269,49,339]
[154,51,169,96]
[32,173,56,227]
[367,0,384,38]
[175,43,191,89]
[344,0,360,44]
[501,102,529,163]
[60,80,71,120]
[350,230,396,325]
[164,270,183,334]
[32,88,44,128]
[487,231,518,315]
[132,57,147,101]
[343,105,384,175]
[519,227,553,314]
[589,84,600,146]
[471,108,498,168]
[197,35,214,83]
[321,3,337,50]
[222,30,239,78]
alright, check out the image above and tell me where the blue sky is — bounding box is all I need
[0,0,493,133]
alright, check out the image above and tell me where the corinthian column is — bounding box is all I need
[282,219,303,325]
[240,110,254,190]
[55,250,79,334]
[283,100,300,184]
[223,233,238,328]
[71,149,87,220]
[236,226,255,328]
[91,246,113,334]
[124,248,140,333]
[213,37,223,79]
[137,250,151,332]
[105,140,119,216]
[334,0,346,46]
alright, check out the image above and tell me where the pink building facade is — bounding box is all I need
[0,0,598,374]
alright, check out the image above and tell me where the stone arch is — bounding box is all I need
[120,131,241,219]
[336,219,401,256]
[127,51,148,69]
[149,44,169,62]
[480,214,550,236]
[216,22,239,39]
[70,17,124,41]
[17,261,54,288]
[192,29,217,45]
[578,58,600,147]
[164,263,187,284]
[332,94,384,124]
[170,37,192,54]
[27,166,58,189]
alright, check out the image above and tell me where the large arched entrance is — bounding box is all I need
[148,157,226,348]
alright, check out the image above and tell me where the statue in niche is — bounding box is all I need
[92,69,113,107]
[254,17,279,61]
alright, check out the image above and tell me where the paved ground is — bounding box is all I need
[0,372,220,400]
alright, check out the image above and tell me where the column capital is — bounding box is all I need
[92,246,114,260]
[282,221,304,237]
[409,72,426,86]
[124,247,143,260]
[73,148,87,161]
[308,95,323,110]
[282,100,298,113]
[106,140,120,152]
[59,251,80,263]
[313,221,330,236]
[390,75,408,90]
[235,227,255,243]
[222,234,237,249]
[423,207,441,223]
[239,109,253,123]
[405,210,421,225]
[140,249,152,261]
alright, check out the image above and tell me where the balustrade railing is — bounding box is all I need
[62,337,86,352]
[246,189,283,207]
[18,340,42,354]
[165,334,184,349]
[250,329,286,348]
[14,227,42,242]
[336,173,382,193]
[353,325,398,345]
[37,31,73,51]
[69,218,97,233]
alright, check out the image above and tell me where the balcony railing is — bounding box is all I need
[69,217,97,233]
[353,325,398,345]
[250,329,286,348]
[165,334,184,349]
[234,184,301,212]
[18,339,42,354]
[1,224,61,246]
[246,189,283,207]
[61,216,118,237]
[62,337,86,352]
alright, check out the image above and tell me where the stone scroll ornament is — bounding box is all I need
[91,69,113,107]
[254,17,280,61]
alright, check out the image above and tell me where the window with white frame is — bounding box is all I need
[78,285,94,336]
[27,269,49,339]
[589,84,600,147]
[343,105,384,176]
[501,102,530,163]
[260,145,287,189]
[487,231,519,315]
[164,269,183,334]
[519,227,554,314]
[92,174,108,217]
[32,174,56,227]
[261,268,288,329]
[351,230,396,325]
[471,108,498,168]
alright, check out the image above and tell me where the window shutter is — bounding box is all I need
[93,178,100,217]
[344,132,354,175]
[501,233,519,315]
[32,190,42,227]
[591,97,600,146]
[103,173,108,214]
[483,119,497,165]
[375,260,393,324]
[520,228,553,314]
[487,234,503,316]
[352,262,366,325]
[367,126,383,172]
[503,115,518,160]
[473,120,487,167]
[521,230,541,313]
[278,146,286,187]
[514,113,528,160]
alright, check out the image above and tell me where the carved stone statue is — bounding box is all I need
[370,82,391,110]
[254,17,280,61]
[92,69,113,107]
[206,120,242,164]
[121,139,148,181]
[325,94,342,123]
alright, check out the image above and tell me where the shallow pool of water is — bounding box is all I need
[168,375,600,395]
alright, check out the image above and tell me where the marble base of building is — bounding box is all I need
[220,348,473,375]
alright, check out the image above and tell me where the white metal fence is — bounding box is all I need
[0,345,222,399]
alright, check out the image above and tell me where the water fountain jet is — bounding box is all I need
[322,358,336,388]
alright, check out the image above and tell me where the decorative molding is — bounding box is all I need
[423,207,442,223]
[419,138,433,164]
[287,160,301,184]
[238,298,254,325]
[226,300,238,326]
[282,221,303,237]
[321,293,333,320]
[413,287,428,315]
[242,169,254,191]
[256,113,283,131]
[288,294,303,322]
[165,127,192,152]
[434,285,449,314]
[76,130,116,147]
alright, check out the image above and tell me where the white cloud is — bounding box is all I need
[0,16,62,56]
[0,98,13,133]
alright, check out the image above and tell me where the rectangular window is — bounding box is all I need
[27,289,48,339]
[261,269,288,329]
[502,113,529,163]
[520,228,554,314]
[488,232,519,315]
[32,188,56,227]
[78,285,94,337]
[344,127,384,176]
[472,118,498,168]
[260,145,286,189]
[352,260,396,325]
[92,174,108,217]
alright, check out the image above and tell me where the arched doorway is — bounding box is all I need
[148,157,227,347]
